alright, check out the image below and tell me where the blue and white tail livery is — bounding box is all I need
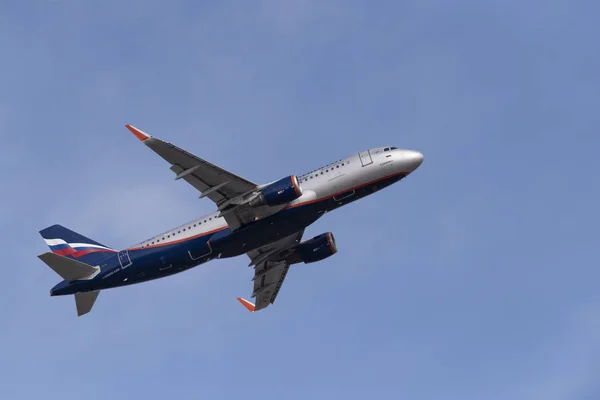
[40,224,116,265]
[38,124,423,316]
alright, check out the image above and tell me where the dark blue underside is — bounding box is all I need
[51,173,404,296]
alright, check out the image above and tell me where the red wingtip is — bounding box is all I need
[125,124,151,142]
[237,297,255,312]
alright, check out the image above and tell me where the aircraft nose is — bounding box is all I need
[403,150,424,173]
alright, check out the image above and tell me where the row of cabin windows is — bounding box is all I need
[141,216,217,248]
[300,160,348,183]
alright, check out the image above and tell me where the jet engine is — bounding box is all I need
[287,232,338,264]
[249,175,303,207]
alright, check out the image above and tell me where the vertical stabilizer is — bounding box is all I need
[39,224,116,265]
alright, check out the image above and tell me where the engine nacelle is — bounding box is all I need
[250,175,303,207]
[287,232,338,264]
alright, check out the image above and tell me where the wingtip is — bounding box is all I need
[237,297,255,312]
[125,124,151,142]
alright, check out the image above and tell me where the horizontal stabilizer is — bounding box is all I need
[237,297,255,312]
[38,252,99,282]
[75,291,100,316]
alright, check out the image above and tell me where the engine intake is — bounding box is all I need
[287,232,338,264]
[250,175,303,207]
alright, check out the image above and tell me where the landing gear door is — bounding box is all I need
[359,150,373,166]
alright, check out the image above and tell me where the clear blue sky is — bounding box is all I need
[1,1,599,399]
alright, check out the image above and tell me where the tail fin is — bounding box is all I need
[39,224,116,265]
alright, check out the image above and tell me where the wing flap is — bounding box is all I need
[252,261,291,311]
[243,230,304,311]
[151,139,256,203]
[169,163,227,203]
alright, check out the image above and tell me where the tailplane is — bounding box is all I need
[38,252,100,281]
[39,224,116,265]
[38,252,102,316]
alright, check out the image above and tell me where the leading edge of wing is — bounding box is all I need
[237,297,256,312]
[125,124,151,142]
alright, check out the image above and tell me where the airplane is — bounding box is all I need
[38,125,423,316]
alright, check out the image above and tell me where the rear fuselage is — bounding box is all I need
[51,147,422,296]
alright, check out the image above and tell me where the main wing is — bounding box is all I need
[125,125,308,229]
[239,230,304,312]
[126,125,256,203]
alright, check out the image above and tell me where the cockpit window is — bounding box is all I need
[384,147,390,151]
[390,146,397,150]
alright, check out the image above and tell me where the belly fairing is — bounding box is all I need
[210,201,324,258]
